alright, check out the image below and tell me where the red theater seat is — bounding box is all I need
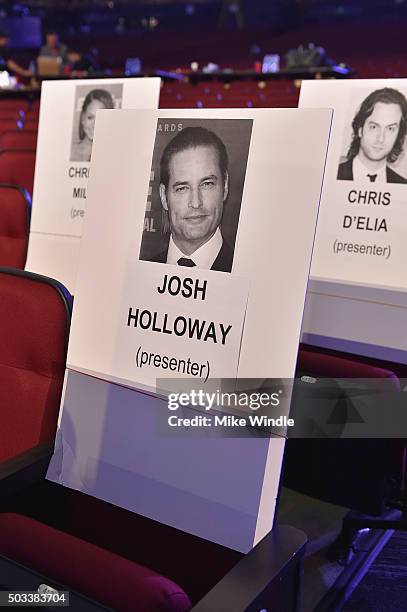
[0,111,24,121]
[0,269,71,464]
[0,150,36,197]
[0,185,30,268]
[23,118,39,130]
[0,119,22,133]
[297,348,400,383]
[284,347,407,561]
[0,100,28,113]
[29,100,40,112]
[0,271,306,609]
[284,347,403,516]
[0,130,37,151]
[0,513,192,612]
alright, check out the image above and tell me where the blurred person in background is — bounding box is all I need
[0,30,34,78]
[39,30,68,64]
[64,49,99,76]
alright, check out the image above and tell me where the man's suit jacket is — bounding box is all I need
[337,157,407,183]
[150,239,234,273]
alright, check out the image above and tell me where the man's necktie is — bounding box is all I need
[367,174,377,182]
[177,257,196,267]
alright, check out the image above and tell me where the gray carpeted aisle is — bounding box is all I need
[343,531,407,612]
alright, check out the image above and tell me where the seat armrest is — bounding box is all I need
[0,523,306,611]
[191,525,307,612]
[0,554,111,611]
[0,442,53,502]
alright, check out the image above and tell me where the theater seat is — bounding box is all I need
[0,130,37,151]
[0,513,191,612]
[23,119,39,130]
[0,268,72,464]
[297,348,401,382]
[0,112,24,122]
[0,150,36,197]
[0,119,22,132]
[0,267,307,609]
[284,347,403,516]
[0,185,30,268]
[0,100,27,113]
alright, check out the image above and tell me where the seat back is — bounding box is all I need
[0,111,24,121]
[0,119,22,132]
[23,119,39,130]
[283,348,401,515]
[0,269,72,462]
[0,100,28,114]
[0,130,37,151]
[0,184,30,268]
[297,349,401,383]
[0,150,36,197]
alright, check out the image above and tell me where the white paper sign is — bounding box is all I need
[25,77,160,292]
[300,80,407,362]
[48,108,332,552]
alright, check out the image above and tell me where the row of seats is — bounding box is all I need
[160,80,300,108]
[0,265,405,608]
[0,99,39,111]
[0,107,37,269]
[0,130,37,150]
[1,88,406,608]
[0,90,304,608]
[0,151,36,198]
[0,267,308,610]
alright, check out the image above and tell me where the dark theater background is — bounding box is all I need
[0,1,406,611]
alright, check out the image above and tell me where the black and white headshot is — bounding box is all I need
[337,87,407,184]
[70,83,123,162]
[139,119,253,272]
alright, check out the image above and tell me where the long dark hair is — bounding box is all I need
[347,87,407,163]
[79,89,114,141]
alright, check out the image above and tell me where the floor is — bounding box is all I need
[343,530,407,612]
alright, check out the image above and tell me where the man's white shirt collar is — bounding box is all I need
[353,155,387,183]
[166,228,223,269]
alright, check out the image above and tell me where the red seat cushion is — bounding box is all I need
[0,271,69,462]
[0,186,29,268]
[0,513,191,612]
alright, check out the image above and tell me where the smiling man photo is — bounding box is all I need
[337,87,407,184]
[150,126,234,272]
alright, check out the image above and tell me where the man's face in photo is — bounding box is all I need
[160,145,228,252]
[359,101,402,162]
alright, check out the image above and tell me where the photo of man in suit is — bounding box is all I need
[337,87,407,184]
[150,126,234,272]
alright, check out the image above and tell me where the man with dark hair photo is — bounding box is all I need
[337,87,407,184]
[151,126,234,272]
